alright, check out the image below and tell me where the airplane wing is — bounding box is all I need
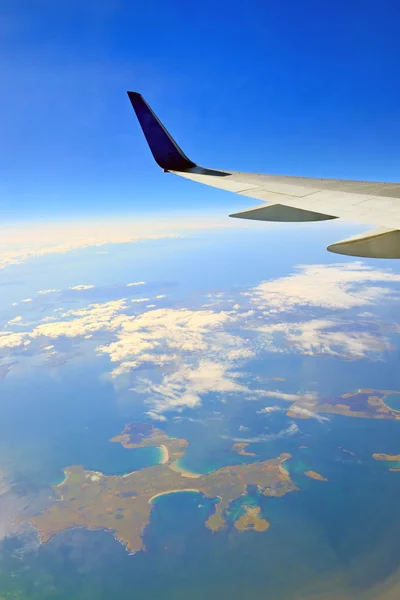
[127,91,400,258]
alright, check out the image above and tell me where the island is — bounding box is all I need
[231,443,256,457]
[110,422,188,464]
[31,424,298,555]
[304,471,328,482]
[234,505,270,532]
[286,389,400,421]
[340,448,356,456]
[373,453,400,461]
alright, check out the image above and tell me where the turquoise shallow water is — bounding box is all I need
[382,393,400,411]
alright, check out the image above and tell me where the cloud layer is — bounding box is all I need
[1,261,399,416]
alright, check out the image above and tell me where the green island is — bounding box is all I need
[286,389,400,420]
[31,424,298,555]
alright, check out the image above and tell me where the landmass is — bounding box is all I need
[286,389,400,421]
[373,453,400,461]
[340,448,356,456]
[31,425,298,555]
[234,505,269,532]
[304,471,328,482]
[110,422,188,464]
[231,443,256,457]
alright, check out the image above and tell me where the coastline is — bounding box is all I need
[169,459,201,478]
[158,445,169,464]
[55,469,69,487]
[149,489,200,503]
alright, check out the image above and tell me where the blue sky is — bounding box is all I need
[1,0,399,221]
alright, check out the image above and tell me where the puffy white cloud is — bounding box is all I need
[21,298,33,303]
[70,284,94,291]
[249,262,400,312]
[1,259,399,418]
[94,308,254,413]
[257,406,282,414]
[137,360,248,413]
[0,331,28,349]
[7,316,22,325]
[256,319,392,359]
[30,300,128,339]
[127,282,146,287]
[146,411,167,422]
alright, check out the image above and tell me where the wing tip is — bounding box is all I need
[127,91,196,171]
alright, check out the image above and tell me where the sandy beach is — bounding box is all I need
[158,445,169,464]
[148,489,200,503]
[169,460,201,478]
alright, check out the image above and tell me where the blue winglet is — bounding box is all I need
[127,92,196,171]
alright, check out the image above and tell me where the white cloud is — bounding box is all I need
[127,282,146,287]
[21,298,33,303]
[70,284,94,291]
[155,295,166,299]
[257,406,282,414]
[95,308,253,413]
[37,289,60,295]
[0,260,398,418]
[0,219,182,270]
[257,319,392,359]
[30,299,128,339]
[229,423,300,443]
[137,360,248,413]
[249,262,400,312]
[146,411,167,422]
[0,331,27,350]
[7,316,22,325]
[287,405,329,423]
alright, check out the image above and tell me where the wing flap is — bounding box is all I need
[327,227,400,258]
[230,203,337,222]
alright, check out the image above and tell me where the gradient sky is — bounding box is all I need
[1,0,399,221]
